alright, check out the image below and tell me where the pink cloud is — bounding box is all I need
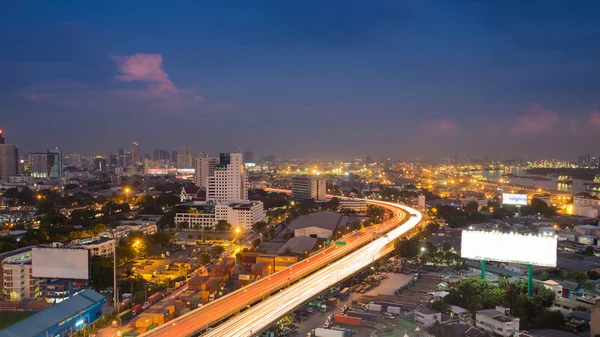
[421,119,458,136]
[588,111,600,127]
[509,104,559,135]
[21,53,230,112]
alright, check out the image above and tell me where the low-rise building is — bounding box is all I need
[215,200,266,232]
[339,199,367,213]
[1,246,38,301]
[287,211,348,239]
[415,307,442,327]
[71,237,116,257]
[475,307,519,337]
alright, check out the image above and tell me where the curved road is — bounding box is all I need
[140,196,421,337]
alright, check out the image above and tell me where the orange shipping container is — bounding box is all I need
[148,292,162,305]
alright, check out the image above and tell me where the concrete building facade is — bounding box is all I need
[207,153,248,202]
[291,175,326,201]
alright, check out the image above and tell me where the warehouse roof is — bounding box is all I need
[0,290,105,337]
[277,237,318,255]
[287,211,347,231]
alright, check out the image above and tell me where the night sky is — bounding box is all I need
[1,1,600,160]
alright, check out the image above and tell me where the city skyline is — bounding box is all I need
[2,1,600,159]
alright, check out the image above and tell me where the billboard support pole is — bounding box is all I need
[528,264,533,297]
[481,259,486,280]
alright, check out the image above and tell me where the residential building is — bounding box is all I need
[287,211,348,239]
[98,223,157,241]
[339,199,367,213]
[291,175,326,201]
[0,144,17,179]
[539,279,563,298]
[243,150,254,163]
[215,200,266,231]
[553,297,592,313]
[1,247,38,301]
[195,156,219,188]
[418,194,426,208]
[132,142,141,165]
[591,299,600,337]
[414,307,442,327]
[71,237,116,257]
[177,146,193,169]
[475,307,520,337]
[153,149,170,161]
[63,153,82,168]
[207,153,248,202]
[175,201,217,230]
[39,279,89,303]
[47,147,62,179]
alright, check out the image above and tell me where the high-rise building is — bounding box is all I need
[153,149,170,161]
[196,156,219,188]
[29,152,48,178]
[292,175,327,201]
[118,148,126,167]
[108,153,117,167]
[132,142,141,166]
[0,144,17,179]
[243,150,254,163]
[177,146,193,169]
[63,153,82,168]
[207,153,248,202]
[0,130,5,144]
[47,147,62,179]
[171,151,178,166]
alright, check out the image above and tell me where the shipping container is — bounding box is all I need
[313,328,344,337]
[387,306,401,314]
[334,314,362,326]
[117,309,133,322]
[132,304,143,316]
[367,303,382,312]
[148,292,163,305]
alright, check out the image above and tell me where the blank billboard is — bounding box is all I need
[32,247,90,280]
[461,230,557,267]
[502,193,528,206]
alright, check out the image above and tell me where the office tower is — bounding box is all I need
[63,153,82,168]
[47,147,62,179]
[153,149,170,161]
[177,146,193,169]
[118,148,126,167]
[29,152,48,178]
[0,130,4,144]
[195,156,219,188]
[94,157,108,171]
[243,150,254,163]
[291,175,327,201]
[207,153,248,202]
[108,153,117,167]
[132,142,141,165]
[171,151,178,166]
[0,144,17,179]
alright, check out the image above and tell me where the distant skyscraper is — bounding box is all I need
[0,130,5,145]
[47,147,62,179]
[0,144,17,179]
[118,148,126,167]
[29,152,48,178]
[109,153,117,167]
[132,142,141,165]
[243,150,254,163]
[171,151,178,166]
[177,146,193,169]
[207,153,248,202]
[63,153,82,168]
[153,149,170,161]
[196,156,219,188]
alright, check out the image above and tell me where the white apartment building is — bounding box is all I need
[339,199,367,213]
[475,307,520,337]
[215,200,266,231]
[414,307,442,327]
[291,175,326,201]
[72,238,116,257]
[1,247,38,301]
[175,200,265,231]
[574,196,600,218]
[195,156,219,188]
[207,153,248,202]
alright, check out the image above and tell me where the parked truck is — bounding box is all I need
[347,311,384,323]
[367,303,383,312]
[339,288,350,299]
[334,314,362,326]
[131,304,143,316]
[387,306,402,315]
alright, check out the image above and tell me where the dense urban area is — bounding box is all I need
[1,138,600,337]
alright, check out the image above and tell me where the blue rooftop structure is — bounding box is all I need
[0,289,105,337]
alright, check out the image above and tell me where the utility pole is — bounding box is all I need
[114,242,119,314]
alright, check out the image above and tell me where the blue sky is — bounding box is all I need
[1,0,600,160]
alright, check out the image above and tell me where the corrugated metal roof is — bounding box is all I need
[0,290,105,337]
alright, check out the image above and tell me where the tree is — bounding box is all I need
[445,278,504,312]
[394,237,420,258]
[252,221,268,233]
[588,270,600,280]
[215,220,231,231]
[564,270,588,284]
[199,252,211,265]
[3,187,18,199]
[211,245,225,257]
[539,272,550,281]
[90,256,113,291]
[581,246,595,256]
[427,323,455,337]
[532,310,569,330]
[327,197,340,212]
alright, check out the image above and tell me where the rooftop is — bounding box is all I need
[287,211,347,231]
[0,289,105,337]
[416,306,440,315]
[277,237,318,255]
